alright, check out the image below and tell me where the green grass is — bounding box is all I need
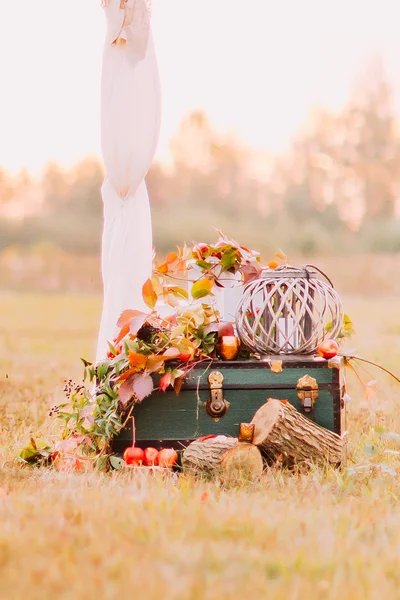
[1,292,400,599]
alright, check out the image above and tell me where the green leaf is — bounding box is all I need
[19,445,39,463]
[191,278,213,300]
[196,259,213,270]
[109,455,125,471]
[167,286,189,300]
[220,249,238,270]
[96,362,109,381]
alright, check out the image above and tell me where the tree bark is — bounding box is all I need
[182,436,264,484]
[251,399,343,467]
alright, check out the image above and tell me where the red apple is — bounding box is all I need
[157,448,178,468]
[123,446,144,466]
[217,321,235,338]
[143,447,159,466]
[317,339,339,359]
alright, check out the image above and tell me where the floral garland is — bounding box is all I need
[18,233,266,469]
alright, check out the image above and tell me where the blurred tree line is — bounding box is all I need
[1,57,400,259]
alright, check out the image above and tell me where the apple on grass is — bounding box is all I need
[157,448,178,468]
[123,446,144,466]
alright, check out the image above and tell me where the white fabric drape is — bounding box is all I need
[96,0,161,363]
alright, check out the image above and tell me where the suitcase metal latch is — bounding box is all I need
[296,374,319,413]
[206,371,230,418]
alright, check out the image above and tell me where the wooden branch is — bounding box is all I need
[182,436,264,485]
[251,399,343,468]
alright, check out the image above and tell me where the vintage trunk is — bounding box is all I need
[112,356,346,454]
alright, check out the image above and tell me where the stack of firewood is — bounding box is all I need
[182,399,343,484]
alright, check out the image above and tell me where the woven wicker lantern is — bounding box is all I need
[235,265,343,355]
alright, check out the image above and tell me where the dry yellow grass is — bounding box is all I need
[1,292,400,600]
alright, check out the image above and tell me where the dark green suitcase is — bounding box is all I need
[112,356,346,454]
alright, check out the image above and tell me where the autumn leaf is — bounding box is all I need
[166,251,178,264]
[174,375,184,395]
[275,248,288,262]
[267,260,279,269]
[115,367,138,382]
[146,354,165,373]
[128,352,148,370]
[130,314,148,336]
[159,372,172,392]
[114,324,130,345]
[142,278,158,310]
[191,278,213,300]
[131,373,154,401]
[242,263,262,283]
[117,309,146,328]
[167,286,189,300]
[157,263,169,274]
[119,373,154,405]
[162,347,181,360]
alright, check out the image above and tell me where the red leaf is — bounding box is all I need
[142,278,158,310]
[131,373,154,401]
[159,372,172,392]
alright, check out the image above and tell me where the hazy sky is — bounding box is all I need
[1,0,399,174]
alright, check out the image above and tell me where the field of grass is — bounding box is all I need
[1,292,400,599]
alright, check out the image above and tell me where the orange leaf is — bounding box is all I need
[146,354,165,373]
[142,278,158,310]
[114,324,130,345]
[116,367,139,382]
[267,260,279,269]
[128,352,148,370]
[166,251,178,264]
[157,263,169,274]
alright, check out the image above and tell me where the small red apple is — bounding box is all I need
[143,447,159,466]
[178,353,192,362]
[217,321,235,338]
[157,448,178,468]
[317,339,339,359]
[123,446,144,466]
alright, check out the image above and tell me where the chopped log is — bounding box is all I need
[251,399,343,467]
[182,436,264,484]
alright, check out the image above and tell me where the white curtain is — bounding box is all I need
[96,0,161,363]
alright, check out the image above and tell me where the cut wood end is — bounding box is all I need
[251,398,286,446]
[220,442,264,486]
